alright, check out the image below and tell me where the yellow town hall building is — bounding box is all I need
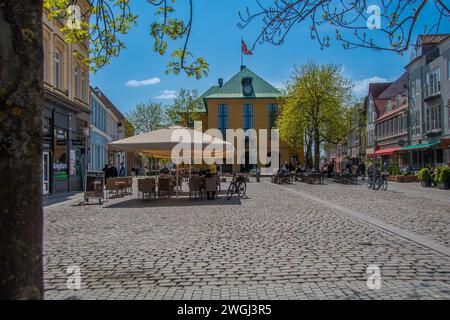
[198,66,303,173]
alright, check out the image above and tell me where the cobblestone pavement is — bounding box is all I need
[286,179,450,247]
[44,179,450,300]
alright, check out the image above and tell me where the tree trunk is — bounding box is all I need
[314,132,321,171]
[0,0,44,300]
[305,140,313,169]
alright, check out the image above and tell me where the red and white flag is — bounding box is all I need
[241,40,253,55]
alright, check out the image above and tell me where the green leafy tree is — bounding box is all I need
[166,89,202,128]
[279,61,353,170]
[126,101,166,134]
[123,118,135,138]
[43,0,208,77]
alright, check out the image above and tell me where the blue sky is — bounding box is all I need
[91,0,448,116]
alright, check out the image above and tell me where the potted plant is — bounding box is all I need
[437,167,450,190]
[418,168,432,187]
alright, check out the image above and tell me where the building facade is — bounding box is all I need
[365,82,391,163]
[89,87,128,173]
[42,2,90,194]
[199,66,303,173]
[405,34,450,167]
[369,73,409,166]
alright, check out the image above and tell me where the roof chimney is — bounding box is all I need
[218,78,223,87]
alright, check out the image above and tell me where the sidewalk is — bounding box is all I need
[43,191,84,207]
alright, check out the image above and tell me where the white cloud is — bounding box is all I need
[352,76,389,97]
[154,90,177,100]
[125,77,161,87]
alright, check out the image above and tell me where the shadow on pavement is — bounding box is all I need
[103,196,242,208]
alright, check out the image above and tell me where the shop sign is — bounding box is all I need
[72,139,84,146]
[85,171,105,202]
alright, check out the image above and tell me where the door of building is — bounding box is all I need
[43,151,50,195]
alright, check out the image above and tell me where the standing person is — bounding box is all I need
[368,161,377,182]
[110,162,119,178]
[359,162,366,180]
[119,162,126,177]
[346,162,353,174]
[102,163,110,179]
[210,161,217,175]
[327,162,334,178]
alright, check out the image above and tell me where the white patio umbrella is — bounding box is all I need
[108,126,233,197]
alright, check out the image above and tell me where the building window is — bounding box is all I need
[218,104,228,137]
[426,67,441,97]
[81,71,86,101]
[43,38,50,83]
[426,104,441,132]
[448,59,450,80]
[74,66,79,98]
[396,95,402,108]
[393,117,398,134]
[54,49,62,90]
[410,78,421,96]
[411,110,421,136]
[268,103,278,129]
[243,104,253,131]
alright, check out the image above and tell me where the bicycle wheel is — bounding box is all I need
[227,183,235,200]
[374,177,382,190]
[382,178,388,190]
[237,182,247,198]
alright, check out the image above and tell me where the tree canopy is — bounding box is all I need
[166,89,202,128]
[279,61,354,169]
[126,101,166,135]
[43,0,208,78]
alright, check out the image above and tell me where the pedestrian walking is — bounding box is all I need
[359,162,366,180]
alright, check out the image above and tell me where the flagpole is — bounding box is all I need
[241,37,243,66]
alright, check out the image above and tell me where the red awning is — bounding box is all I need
[368,146,402,157]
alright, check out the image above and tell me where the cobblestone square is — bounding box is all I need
[43,179,450,300]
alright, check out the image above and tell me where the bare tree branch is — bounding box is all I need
[238,0,450,54]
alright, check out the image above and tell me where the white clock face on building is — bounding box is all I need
[243,85,252,96]
[242,77,253,96]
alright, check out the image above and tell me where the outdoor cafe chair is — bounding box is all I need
[158,177,173,198]
[141,178,156,200]
[188,176,202,199]
[205,177,218,198]
[106,179,122,198]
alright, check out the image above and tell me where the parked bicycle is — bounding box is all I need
[227,174,247,200]
[368,172,389,190]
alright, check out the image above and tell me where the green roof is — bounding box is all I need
[198,86,219,112]
[401,140,441,151]
[202,66,284,100]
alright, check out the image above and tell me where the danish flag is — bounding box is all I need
[241,40,253,55]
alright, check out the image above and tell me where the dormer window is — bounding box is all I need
[396,95,402,108]
[386,100,392,112]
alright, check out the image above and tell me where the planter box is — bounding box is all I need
[438,182,449,190]
[388,175,418,183]
[420,180,431,187]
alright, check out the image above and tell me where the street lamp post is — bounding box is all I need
[82,127,90,194]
